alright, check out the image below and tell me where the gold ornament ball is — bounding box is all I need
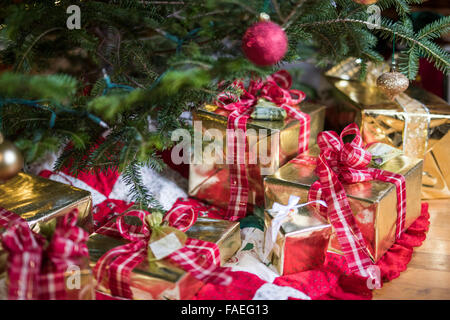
[0,136,24,181]
[376,71,409,100]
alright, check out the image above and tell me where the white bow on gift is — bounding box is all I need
[262,195,327,262]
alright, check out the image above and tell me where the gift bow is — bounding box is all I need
[316,123,373,183]
[216,70,310,221]
[0,208,89,300]
[307,123,406,277]
[94,204,233,299]
[263,195,327,261]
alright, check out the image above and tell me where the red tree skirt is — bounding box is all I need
[194,203,430,300]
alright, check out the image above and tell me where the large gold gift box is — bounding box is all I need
[325,58,450,199]
[264,205,332,275]
[88,216,241,300]
[264,146,423,262]
[0,172,93,233]
[189,101,326,210]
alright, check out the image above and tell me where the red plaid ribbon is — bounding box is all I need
[0,208,89,300]
[307,123,407,277]
[93,205,233,299]
[38,209,90,300]
[216,70,309,221]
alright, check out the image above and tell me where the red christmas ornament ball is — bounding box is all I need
[242,21,288,66]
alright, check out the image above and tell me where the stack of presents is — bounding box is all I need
[0,58,448,299]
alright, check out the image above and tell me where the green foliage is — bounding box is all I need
[0,0,448,206]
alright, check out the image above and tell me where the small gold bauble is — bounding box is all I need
[376,71,409,100]
[0,134,24,181]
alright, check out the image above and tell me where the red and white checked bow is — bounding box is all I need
[94,205,233,299]
[216,70,310,221]
[39,210,90,300]
[307,123,406,277]
[0,208,89,300]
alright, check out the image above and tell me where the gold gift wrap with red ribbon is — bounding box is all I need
[325,58,450,199]
[0,172,93,277]
[263,196,332,276]
[264,145,423,263]
[189,101,326,211]
[87,206,241,300]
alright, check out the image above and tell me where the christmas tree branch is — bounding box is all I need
[293,18,450,75]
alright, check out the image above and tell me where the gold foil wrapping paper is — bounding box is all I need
[264,145,423,263]
[325,58,450,199]
[422,131,450,199]
[88,217,241,300]
[264,206,331,275]
[189,102,326,210]
[63,259,96,300]
[0,172,93,278]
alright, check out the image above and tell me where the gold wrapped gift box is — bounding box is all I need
[264,205,332,275]
[264,146,423,263]
[325,58,450,199]
[0,172,93,274]
[88,216,241,300]
[189,102,326,210]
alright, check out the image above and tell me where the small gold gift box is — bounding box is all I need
[264,145,423,262]
[189,101,326,210]
[325,58,450,199]
[264,205,332,275]
[88,216,241,300]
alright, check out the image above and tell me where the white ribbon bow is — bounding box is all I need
[263,195,327,262]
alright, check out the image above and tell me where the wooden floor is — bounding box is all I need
[373,199,450,300]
